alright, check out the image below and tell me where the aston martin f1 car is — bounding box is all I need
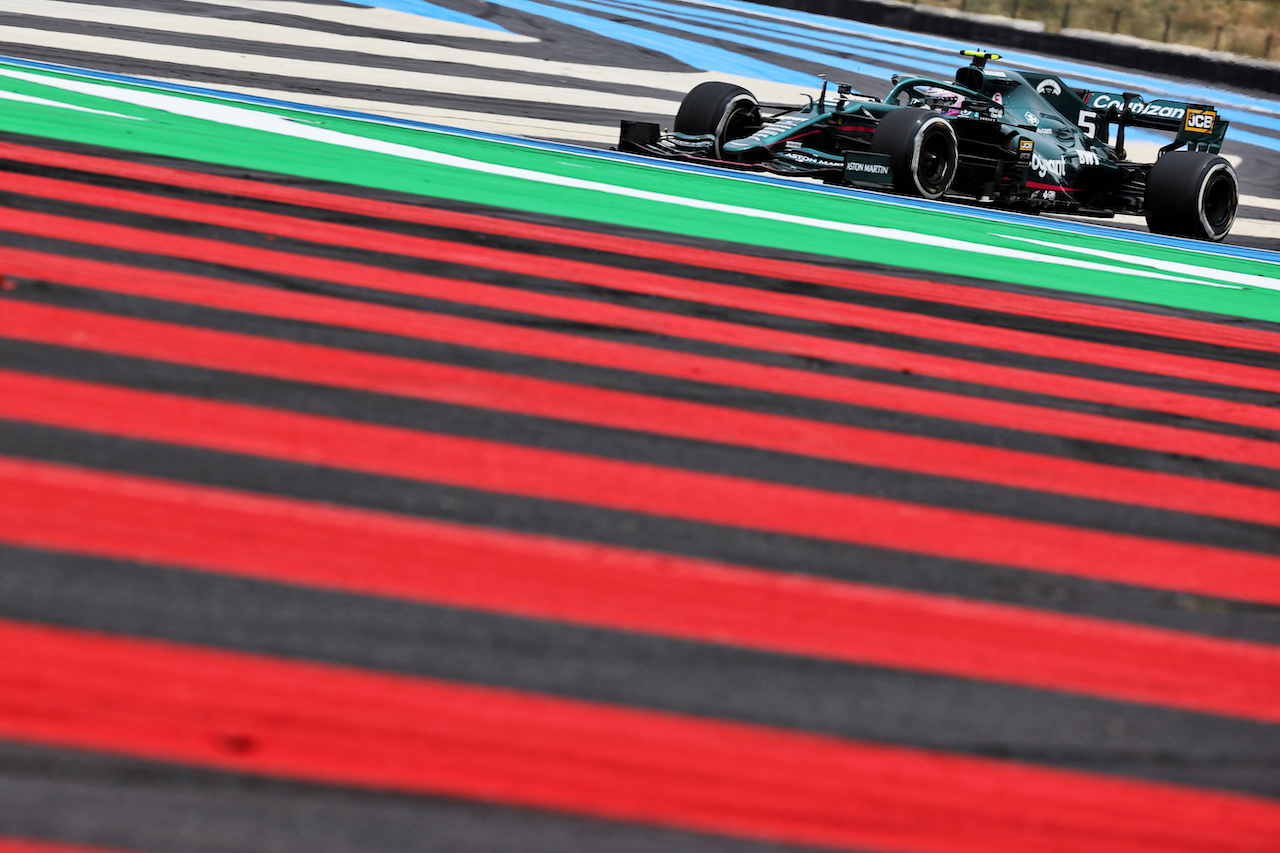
[619,51,1238,241]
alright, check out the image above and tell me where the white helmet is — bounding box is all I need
[917,86,966,116]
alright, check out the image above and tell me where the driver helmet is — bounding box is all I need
[917,86,965,116]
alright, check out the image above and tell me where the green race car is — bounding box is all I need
[619,50,1238,241]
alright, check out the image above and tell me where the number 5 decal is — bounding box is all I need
[1078,110,1098,137]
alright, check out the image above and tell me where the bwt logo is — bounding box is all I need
[1184,109,1216,133]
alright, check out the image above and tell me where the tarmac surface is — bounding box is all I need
[0,2,1278,851]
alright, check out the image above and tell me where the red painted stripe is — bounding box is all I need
[4,618,1280,853]
[5,254,1279,472]
[4,455,1280,723]
[2,364,1279,603]
[0,203,1271,438]
[0,312,1277,528]
[0,841,130,853]
[6,172,1279,399]
[2,139,1274,354]
[1026,180,1075,193]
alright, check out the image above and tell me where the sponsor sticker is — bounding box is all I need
[842,151,894,184]
[1035,79,1062,96]
[1184,107,1217,134]
[1073,147,1100,166]
[1031,151,1065,178]
[782,150,841,167]
[1018,138,1035,152]
[1090,94,1187,121]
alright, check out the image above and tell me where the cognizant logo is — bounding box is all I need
[1089,95,1186,120]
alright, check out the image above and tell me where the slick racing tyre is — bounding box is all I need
[870,108,959,200]
[1144,152,1238,242]
[674,82,760,159]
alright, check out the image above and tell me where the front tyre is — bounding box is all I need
[870,108,959,199]
[1144,152,1237,242]
[674,82,759,159]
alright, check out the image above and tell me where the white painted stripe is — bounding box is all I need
[1060,211,1280,240]
[0,87,140,118]
[0,24,679,114]
[997,234,1280,291]
[0,1,808,103]
[0,65,1235,289]
[1240,194,1280,213]
[146,77,619,143]
[175,0,539,42]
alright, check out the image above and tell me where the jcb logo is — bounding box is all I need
[1184,109,1216,133]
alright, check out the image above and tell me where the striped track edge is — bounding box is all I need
[0,841,126,853]
[1,136,1278,853]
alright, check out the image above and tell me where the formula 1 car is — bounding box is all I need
[619,50,1238,241]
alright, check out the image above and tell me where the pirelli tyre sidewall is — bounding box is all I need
[871,108,959,199]
[1144,152,1238,242]
[674,82,759,160]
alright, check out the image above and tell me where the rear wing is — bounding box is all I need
[1084,92,1228,155]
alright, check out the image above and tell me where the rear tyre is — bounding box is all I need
[674,82,759,159]
[870,108,959,199]
[1144,152,1237,242]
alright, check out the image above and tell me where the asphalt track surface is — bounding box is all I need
[1,2,1280,852]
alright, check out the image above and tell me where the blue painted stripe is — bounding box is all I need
[518,0,1280,152]
[664,0,1280,123]
[603,0,965,74]
[449,0,815,86]
[591,1,1280,155]
[488,0,919,83]
[0,54,544,141]
[4,56,1275,265]
[345,0,511,31]
[583,146,1280,263]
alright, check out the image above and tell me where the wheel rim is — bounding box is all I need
[915,125,956,195]
[715,99,758,158]
[724,104,757,139]
[1201,169,1236,235]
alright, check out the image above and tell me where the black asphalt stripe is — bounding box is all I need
[5,127,1277,336]
[1,418,1278,647]
[3,333,1279,555]
[0,14,688,100]
[15,166,1274,384]
[11,162,1276,381]
[2,545,1277,796]
[0,45,663,126]
[9,281,1278,494]
[0,0,703,72]
[4,176,1277,411]
[4,226,1277,446]
[0,741,827,853]
[5,256,1274,455]
[73,0,697,72]
[2,10,1277,849]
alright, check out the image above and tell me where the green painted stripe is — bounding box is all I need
[3,61,1279,323]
